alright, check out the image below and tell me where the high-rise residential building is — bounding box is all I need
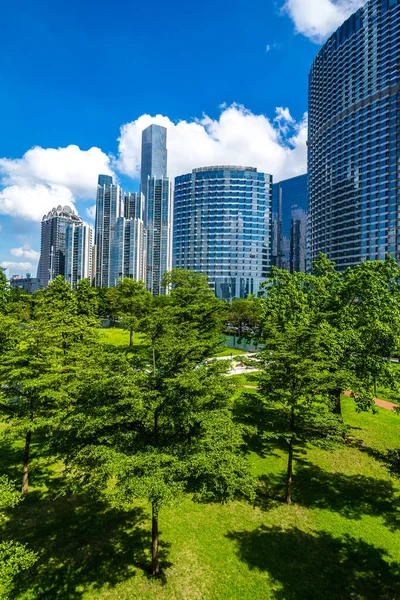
[308,0,400,269]
[124,192,144,220]
[65,223,93,287]
[146,177,173,295]
[140,125,168,206]
[110,217,144,285]
[37,205,83,288]
[94,175,122,287]
[272,174,308,273]
[174,166,272,300]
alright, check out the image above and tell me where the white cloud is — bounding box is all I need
[1,261,33,273]
[283,0,365,43]
[0,145,114,222]
[0,184,74,222]
[10,245,40,260]
[85,204,96,221]
[117,104,307,182]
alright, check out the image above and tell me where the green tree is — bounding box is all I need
[115,278,151,346]
[0,277,97,494]
[258,267,347,504]
[75,278,98,319]
[0,477,37,596]
[339,256,400,406]
[228,297,262,345]
[0,268,9,315]
[62,270,254,575]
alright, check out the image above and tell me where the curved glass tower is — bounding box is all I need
[173,166,272,299]
[308,0,400,269]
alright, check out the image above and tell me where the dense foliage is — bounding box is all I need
[0,257,399,592]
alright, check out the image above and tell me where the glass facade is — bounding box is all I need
[94,175,122,287]
[37,205,82,288]
[272,174,308,273]
[146,177,173,295]
[65,223,93,287]
[110,217,144,286]
[140,124,167,209]
[308,0,400,269]
[173,166,272,300]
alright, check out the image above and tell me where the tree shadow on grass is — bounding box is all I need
[227,526,400,600]
[292,460,400,531]
[2,491,171,599]
[233,391,293,458]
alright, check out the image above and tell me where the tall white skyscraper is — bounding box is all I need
[94,175,122,287]
[65,223,93,287]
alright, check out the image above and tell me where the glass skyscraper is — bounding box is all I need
[65,223,93,287]
[174,166,272,300]
[308,0,400,269]
[140,124,167,206]
[146,177,173,295]
[110,216,144,286]
[37,205,83,288]
[94,175,122,287]
[272,174,308,273]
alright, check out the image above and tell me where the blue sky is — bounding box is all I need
[0,0,365,276]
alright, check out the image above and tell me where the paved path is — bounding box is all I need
[343,391,398,412]
[242,386,399,412]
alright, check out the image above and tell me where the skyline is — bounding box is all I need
[0,0,367,275]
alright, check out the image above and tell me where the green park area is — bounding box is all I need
[0,385,399,600]
[1,260,400,599]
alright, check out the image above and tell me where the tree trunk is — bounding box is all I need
[22,429,31,495]
[129,328,133,347]
[151,504,160,575]
[333,389,342,415]
[374,376,377,397]
[285,408,295,505]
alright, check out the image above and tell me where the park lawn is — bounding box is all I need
[98,329,249,359]
[98,328,145,348]
[1,394,399,600]
[214,347,252,357]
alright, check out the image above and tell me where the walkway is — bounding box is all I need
[343,391,398,412]
[242,386,399,412]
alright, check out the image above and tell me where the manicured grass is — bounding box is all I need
[1,395,399,599]
[98,328,145,348]
[214,347,252,357]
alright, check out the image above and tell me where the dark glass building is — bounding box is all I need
[174,166,272,300]
[308,0,400,269]
[272,174,308,273]
[37,205,82,288]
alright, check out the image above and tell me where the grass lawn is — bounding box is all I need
[1,394,399,599]
[214,347,252,357]
[98,328,145,348]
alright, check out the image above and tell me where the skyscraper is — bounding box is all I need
[272,174,308,273]
[140,125,168,204]
[124,192,143,220]
[37,205,83,288]
[65,223,93,287]
[110,216,144,286]
[308,0,400,269]
[146,177,173,295]
[174,166,272,299]
[139,124,172,295]
[94,175,122,287]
